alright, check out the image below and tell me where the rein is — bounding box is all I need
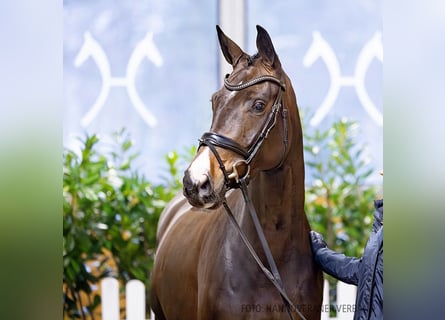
[223,180,306,320]
[198,74,306,320]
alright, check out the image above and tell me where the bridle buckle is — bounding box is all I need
[227,159,250,184]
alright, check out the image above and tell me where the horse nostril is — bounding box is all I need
[197,175,212,196]
[183,171,212,198]
[199,179,210,192]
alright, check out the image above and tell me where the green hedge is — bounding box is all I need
[63,117,378,319]
[63,130,189,319]
[304,117,377,258]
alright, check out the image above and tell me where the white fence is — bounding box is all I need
[321,279,357,320]
[101,277,356,320]
[101,278,145,320]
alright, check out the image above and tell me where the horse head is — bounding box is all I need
[130,32,164,69]
[183,25,298,209]
[74,32,96,67]
[303,31,325,68]
[74,31,111,81]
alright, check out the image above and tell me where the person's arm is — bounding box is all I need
[310,231,360,285]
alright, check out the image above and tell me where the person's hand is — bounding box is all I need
[309,230,327,253]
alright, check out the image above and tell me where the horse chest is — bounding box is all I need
[198,234,297,319]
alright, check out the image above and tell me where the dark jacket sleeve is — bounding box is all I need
[313,246,361,285]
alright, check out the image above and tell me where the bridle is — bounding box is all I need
[197,74,306,320]
[199,73,288,189]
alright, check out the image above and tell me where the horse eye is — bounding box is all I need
[253,101,265,113]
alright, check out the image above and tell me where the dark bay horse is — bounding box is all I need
[151,25,323,320]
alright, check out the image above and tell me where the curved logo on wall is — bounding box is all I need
[303,31,383,127]
[74,31,163,128]
[73,29,382,129]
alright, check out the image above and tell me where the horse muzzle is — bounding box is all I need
[183,169,228,209]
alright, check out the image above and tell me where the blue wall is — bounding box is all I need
[64,0,382,183]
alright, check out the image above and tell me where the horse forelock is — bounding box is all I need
[227,51,282,82]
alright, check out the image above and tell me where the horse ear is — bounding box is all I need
[256,25,280,68]
[216,25,245,67]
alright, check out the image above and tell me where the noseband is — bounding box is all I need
[199,73,288,189]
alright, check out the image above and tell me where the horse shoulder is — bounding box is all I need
[156,193,190,242]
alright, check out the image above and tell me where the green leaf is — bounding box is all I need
[122,139,133,151]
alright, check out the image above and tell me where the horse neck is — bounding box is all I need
[247,81,307,235]
[248,143,305,222]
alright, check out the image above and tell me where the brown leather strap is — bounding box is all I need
[222,178,307,320]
